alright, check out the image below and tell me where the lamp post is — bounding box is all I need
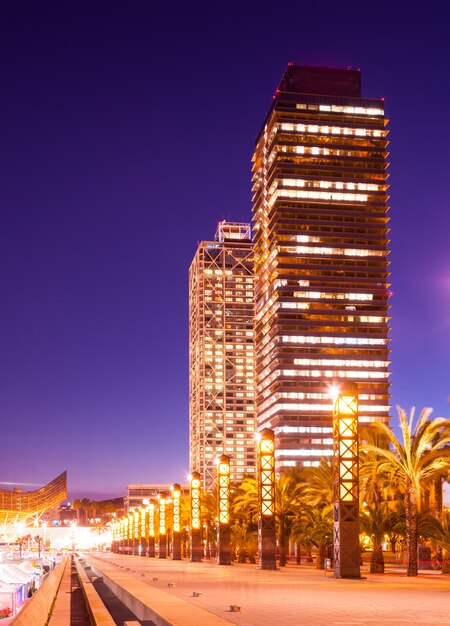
[111,521,116,553]
[133,509,140,555]
[332,381,361,579]
[158,493,167,558]
[190,472,202,561]
[216,454,231,565]
[123,516,128,554]
[148,500,156,557]
[118,518,124,553]
[171,484,182,560]
[128,512,134,555]
[140,505,148,557]
[116,519,120,553]
[257,429,277,570]
[124,514,129,554]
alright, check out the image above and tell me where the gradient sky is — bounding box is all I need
[1,1,450,500]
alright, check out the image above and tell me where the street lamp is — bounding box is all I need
[111,520,116,552]
[158,493,167,558]
[148,500,156,557]
[256,429,277,569]
[171,484,181,560]
[116,519,121,553]
[127,512,134,555]
[216,454,231,565]
[123,516,129,554]
[332,381,361,579]
[140,505,148,557]
[118,517,124,553]
[190,472,202,562]
[133,509,140,556]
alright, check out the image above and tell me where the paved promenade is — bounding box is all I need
[85,552,450,626]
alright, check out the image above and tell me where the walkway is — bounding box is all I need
[84,552,450,626]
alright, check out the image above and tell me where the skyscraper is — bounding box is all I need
[189,222,256,489]
[252,65,390,469]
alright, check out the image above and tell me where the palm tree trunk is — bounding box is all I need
[296,541,301,565]
[279,517,286,566]
[316,545,326,569]
[432,476,443,522]
[370,543,384,574]
[405,483,418,576]
[442,551,450,575]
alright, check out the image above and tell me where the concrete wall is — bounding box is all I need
[10,556,70,626]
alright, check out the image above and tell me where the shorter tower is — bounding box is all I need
[189,222,255,489]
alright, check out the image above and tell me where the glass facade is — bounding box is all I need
[252,66,390,470]
[189,222,256,489]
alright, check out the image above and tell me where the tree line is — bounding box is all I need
[70,498,121,523]
[195,406,450,577]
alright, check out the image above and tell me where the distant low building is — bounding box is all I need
[125,484,189,512]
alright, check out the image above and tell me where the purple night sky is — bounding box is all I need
[1,2,450,500]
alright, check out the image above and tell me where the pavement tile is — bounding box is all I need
[87,553,450,626]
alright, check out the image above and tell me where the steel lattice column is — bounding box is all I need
[257,429,277,569]
[332,382,361,579]
[171,483,182,560]
[148,500,156,557]
[190,472,203,561]
[217,455,231,565]
[158,493,167,558]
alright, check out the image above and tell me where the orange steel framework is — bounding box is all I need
[189,221,256,489]
[0,471,67,527]
[333,382,360,578]
[252,65,391,470]
[257,428,276,569]
[190,473,201,530]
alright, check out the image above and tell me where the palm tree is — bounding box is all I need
[232,472,303,566]
[232,478,259,563]
[382,505,404,556]
[301,460,333,507]
[180,493,191,558]
[359,426,400,507]
[201,488,218,558]
[291,505,333,569]
[361,406,450,576]
[360,502,395,573]
[232,477,258,524]
[275,470,303,565]
[86,500,98,524]
[438,510,450,574]
[81,498,90,524]
[390,502,444,550]
[231,520,258,563]
[72,499,81,523]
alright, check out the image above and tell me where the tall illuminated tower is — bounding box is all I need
[252,65,390,469]
[189,221,255,489]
